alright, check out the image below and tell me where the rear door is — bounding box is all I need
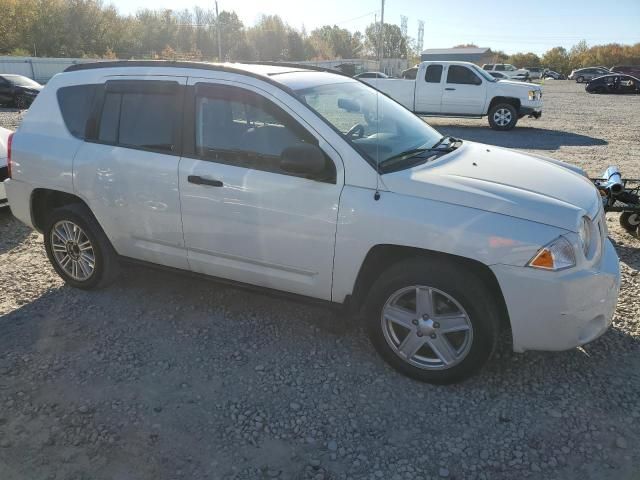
[441,65,487,115]
[73,76,189,269]
[414,64,444,114]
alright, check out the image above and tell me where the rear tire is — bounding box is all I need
[488,103,518,131]
[44,204,120,289]
[363,258,501,384]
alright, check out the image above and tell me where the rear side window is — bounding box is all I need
[96,81,179,153]
[425,65,443,83]
[57,85,98,139]
[447,66,481,85]
[483,64,493,70]
[495,64,505,71]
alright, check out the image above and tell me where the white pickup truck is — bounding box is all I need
[362,61,543,130]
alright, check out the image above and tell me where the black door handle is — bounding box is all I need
[445,87,456,91]
[188,175,223,187]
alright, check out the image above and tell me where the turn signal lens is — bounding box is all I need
[528,236,575,271]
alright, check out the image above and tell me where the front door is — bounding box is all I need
[440,65,487,115]
[178,79,343,300]
[73,76,188,269]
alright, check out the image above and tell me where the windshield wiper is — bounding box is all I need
[379,146,458,173]
[379,137,462,170]
[431,135,460,150]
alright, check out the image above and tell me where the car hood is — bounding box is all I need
[381,141,601,232]
[494,79,540,90]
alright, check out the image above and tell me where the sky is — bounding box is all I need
[109,0,640,55]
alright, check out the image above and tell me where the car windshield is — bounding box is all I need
[294,81,441,167]
[4,75,41,88]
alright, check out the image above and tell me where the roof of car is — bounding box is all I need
[64,60,349,78]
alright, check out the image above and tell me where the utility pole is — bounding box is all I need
[215,1,222,61]
[378,0,385,69]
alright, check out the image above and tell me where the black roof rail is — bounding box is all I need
[64,59,355,79]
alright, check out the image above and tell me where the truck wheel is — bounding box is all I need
[44,204,120,289]
[488,103,518,131]
[619,212,640,234]
[363,258,500,384]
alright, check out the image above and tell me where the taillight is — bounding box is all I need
[7,132,13,178]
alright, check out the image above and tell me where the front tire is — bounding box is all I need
[488,103,518,131]
[44,204,120,289]
[576,76,584,83]
[364,258,501,384]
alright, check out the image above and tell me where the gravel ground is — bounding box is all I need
[1,81,639,480]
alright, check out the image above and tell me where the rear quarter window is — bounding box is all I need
[57,85,98,139]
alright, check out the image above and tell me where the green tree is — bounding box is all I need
[507,52,540,68]
[364,22,407,58]
[541,46,570,74]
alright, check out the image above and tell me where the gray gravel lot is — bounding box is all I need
[1,81,639,480]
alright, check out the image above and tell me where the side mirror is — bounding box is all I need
[280,144,328,178]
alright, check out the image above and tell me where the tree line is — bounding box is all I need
[1,0,639,75]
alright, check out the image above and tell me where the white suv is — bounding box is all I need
[482,64,530,81]
[4,61,620,384]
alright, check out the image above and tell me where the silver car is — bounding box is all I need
[569,67,611,83]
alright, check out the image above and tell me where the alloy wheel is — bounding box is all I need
[50,220,96,281]
[381,285,474,370]
[493,108,512,127]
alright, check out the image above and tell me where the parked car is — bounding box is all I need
[568,67,611,83]
[354,71,388,79]
[543,70,565,80]
[0,127,10,208]
[362,61,542,130]
[401,67,418,79]
[5,61,620,384]
[488,71,509,80]
[586,74,640,94]
[0,74,43,109]
[610,65,640,77]
[482,64,530,81]
[525,67,544,80]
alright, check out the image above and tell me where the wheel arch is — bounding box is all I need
[30,188,90,233]
[488,96,521,113]
[348,244,510,331]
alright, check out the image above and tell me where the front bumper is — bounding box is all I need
[519,106,542,119]
[491,238,620,352]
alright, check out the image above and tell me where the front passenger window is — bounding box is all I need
[446,66,482,85]
[194,84,321,177]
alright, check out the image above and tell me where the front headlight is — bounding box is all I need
[528,90,536,101]
[578,216,592,257]
[528,236,575,271]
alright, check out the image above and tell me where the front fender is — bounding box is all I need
[332,186,566,303]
